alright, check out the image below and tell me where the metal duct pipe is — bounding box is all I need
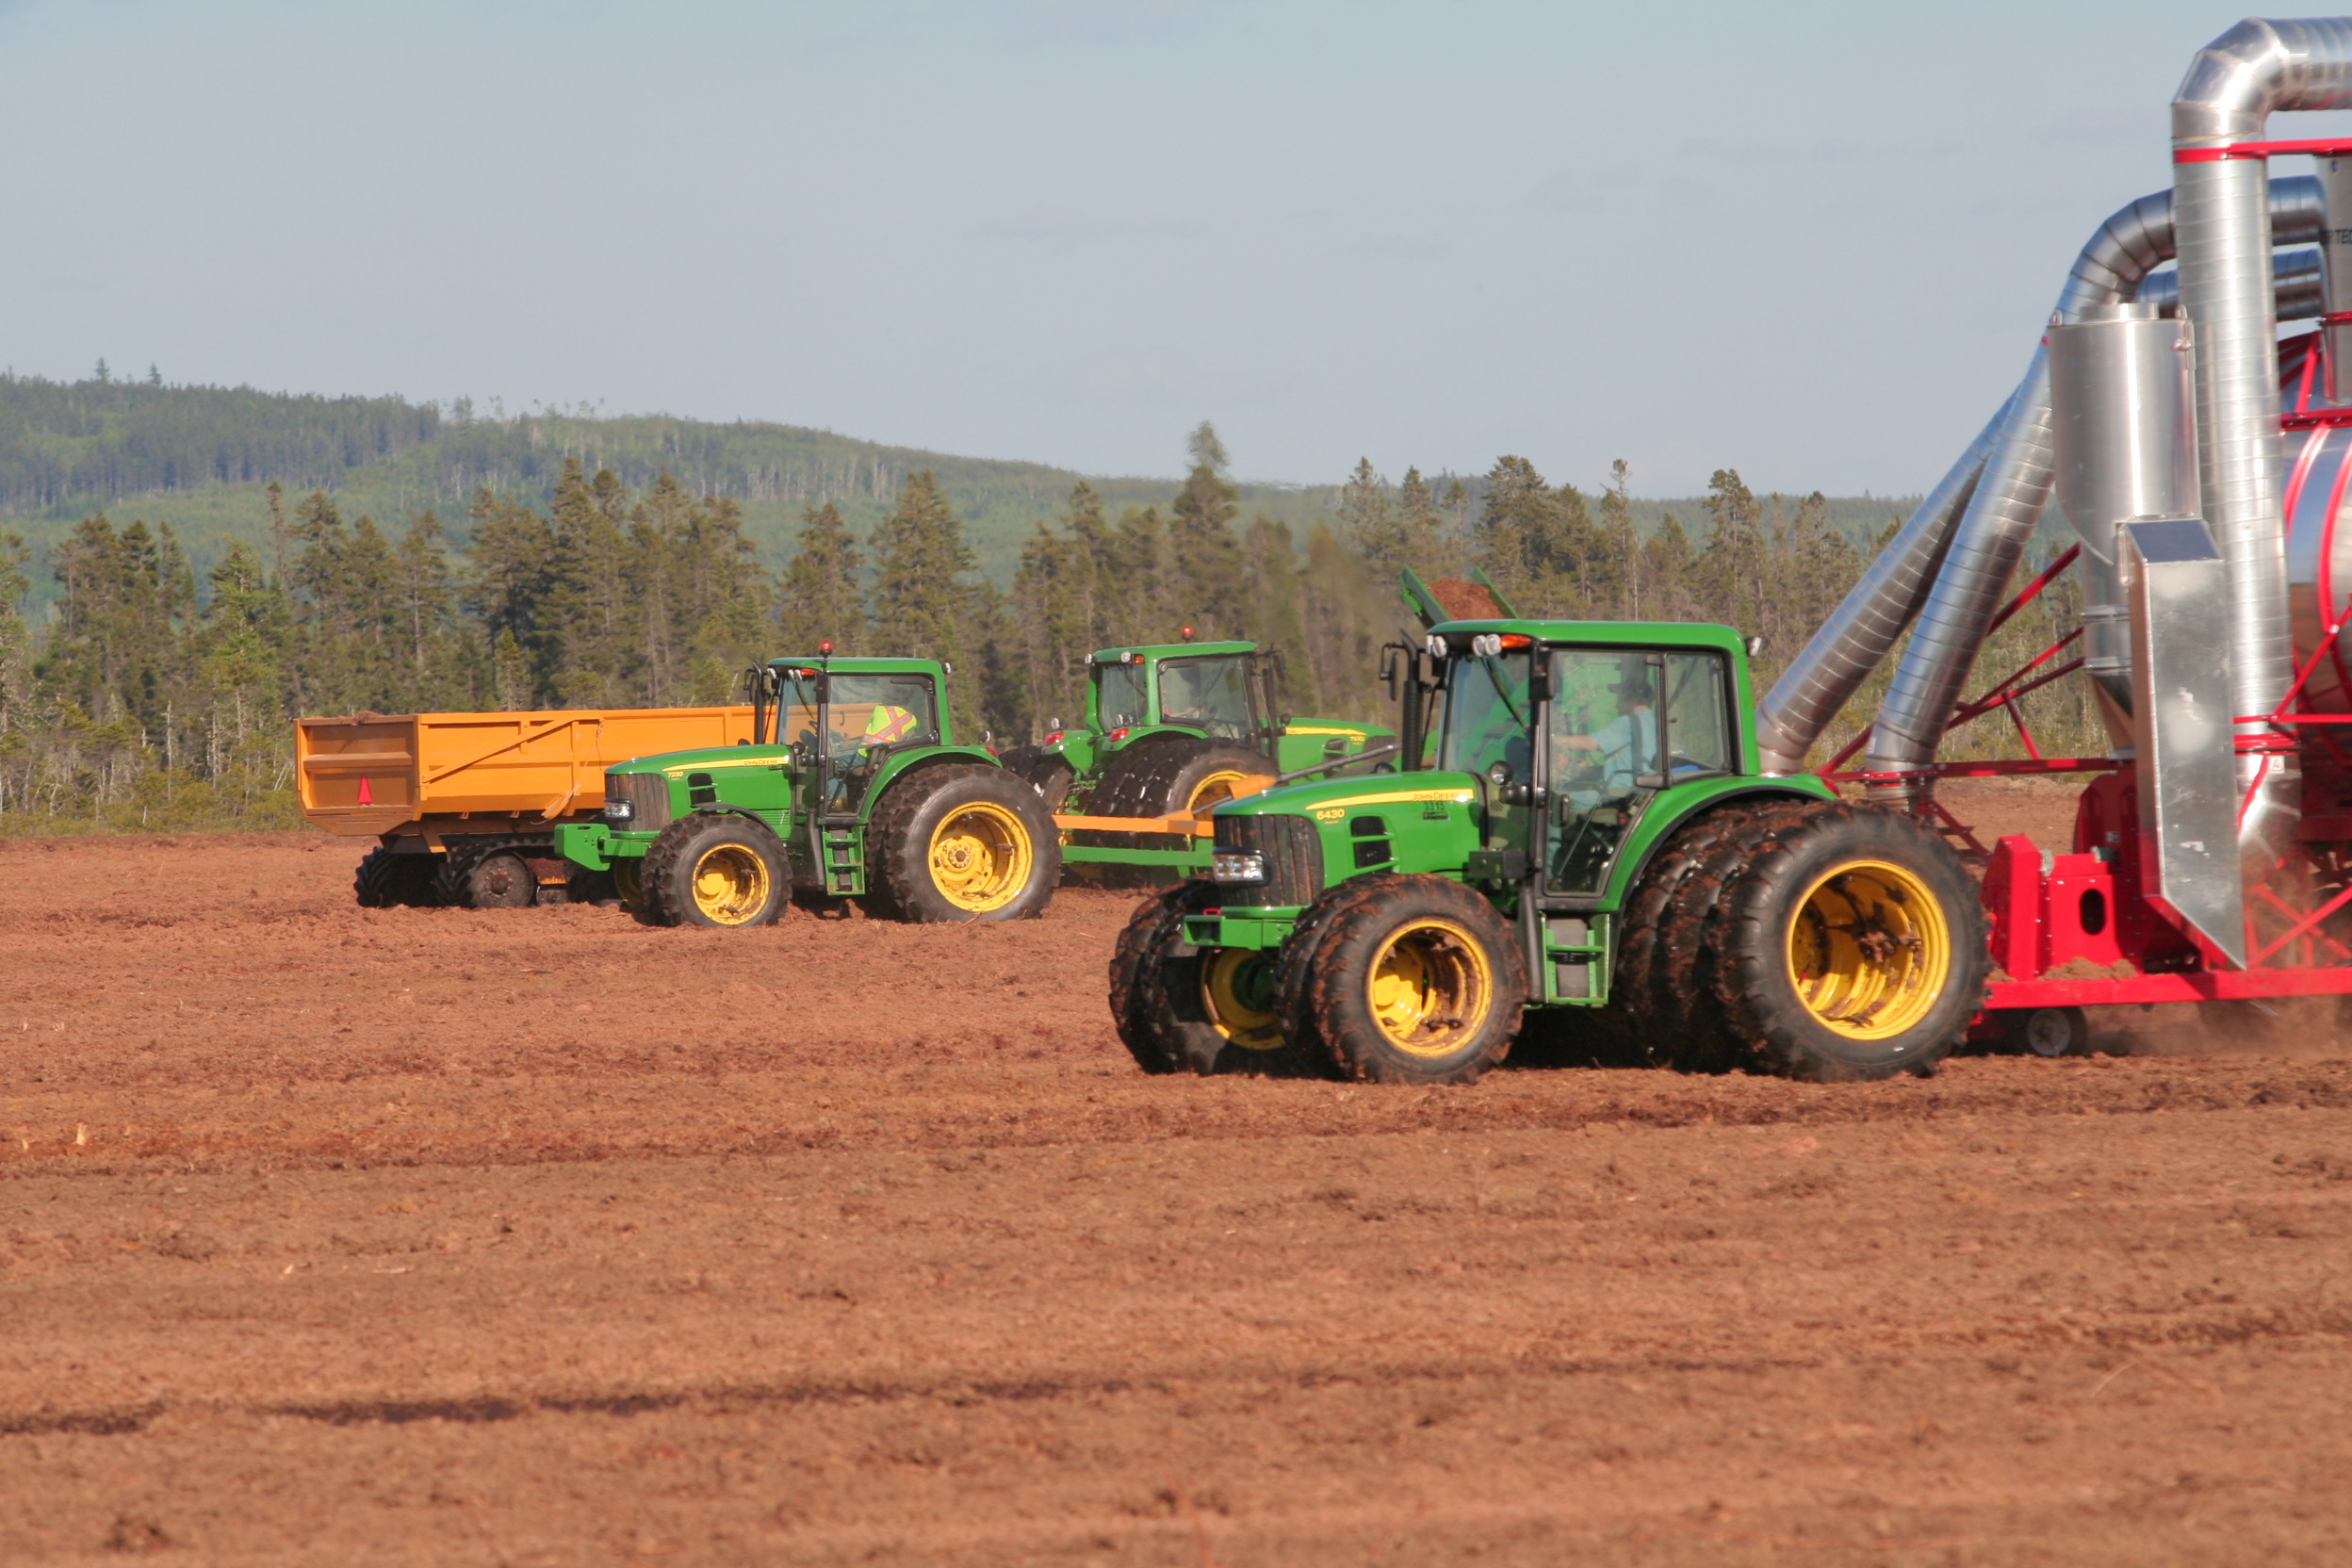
[1750,405,1999,773]
[2322,155,2352,397]
[2048,302,2201,749]
[1757,178,2320,775]
[2174,17,2352,862]
[2140,246,2324,318]
[1863,174,2325,795]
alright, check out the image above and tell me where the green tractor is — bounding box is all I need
[998,636,1392,882]
[555,655,1057,926]
[1110,615,1989,1082]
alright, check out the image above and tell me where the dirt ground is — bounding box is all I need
[2,792,2349,1565]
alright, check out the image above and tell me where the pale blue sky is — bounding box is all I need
[6,1,2352,495]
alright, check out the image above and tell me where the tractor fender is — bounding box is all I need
[861,746,1004,816]
[1604,781,1838,907]
[680,804,792,847]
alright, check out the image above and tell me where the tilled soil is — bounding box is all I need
[1,822,2347,1565]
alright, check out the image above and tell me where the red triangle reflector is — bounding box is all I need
[356,776,373,805]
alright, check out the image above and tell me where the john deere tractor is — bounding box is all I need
[555,655,1057,926]
[1110,616,1988,1082]
[998,637,1391,883]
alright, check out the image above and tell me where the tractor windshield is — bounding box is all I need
[1096,662,1149,729]
[1156,655,1254,740]
[776,674,940,759]
[1438,650,1530,778]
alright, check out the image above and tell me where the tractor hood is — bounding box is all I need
[609,745,783,777]
[1214,771,1478,826]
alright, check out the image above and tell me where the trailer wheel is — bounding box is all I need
[1108,881,1302,1074]
[640,812,789,928]
[1275,872,1525,1086]
[867,764,1059,923]
[2001,1005,2089,1058]
[1073,738,1268,885]
[1702,803,1987,1081]
[353,846,438,908]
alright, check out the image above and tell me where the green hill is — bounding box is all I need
[0,372,1923,608]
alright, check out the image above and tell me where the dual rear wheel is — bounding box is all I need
[1109,799,1987,1085]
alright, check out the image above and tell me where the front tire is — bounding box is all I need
[640,812,790,928]
[1108,882,1300,1075]
[1704,803,1988,1081]
[867,764,1059,923]
[1274,872,1525,1086]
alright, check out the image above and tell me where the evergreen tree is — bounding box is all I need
[1169,421,1244,634]
[776,500,867,654]
[870,470,979,713]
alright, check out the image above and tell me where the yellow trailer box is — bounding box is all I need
[298,706,755,841]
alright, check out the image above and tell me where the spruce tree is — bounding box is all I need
[870,470,977,711]
[1169,421,1244,635]
[777,500,868,654]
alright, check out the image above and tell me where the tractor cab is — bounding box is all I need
[1432,628,1744,900]
[1084,640,1278,755]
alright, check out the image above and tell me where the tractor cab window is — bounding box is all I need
[1157,655,1255,740]
[777,674,940,761]
[1662,652,1734,777]
[1545,649,1665,894]
[1096,662,1149,729]
[1437,648,1531,779]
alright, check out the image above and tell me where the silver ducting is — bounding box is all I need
[2048,303,2201,749]
[1756,177,2322,776]
[1864,173,2328,793]
[1750,404,1999,773]
[1868,355,2061,789]
[2140,246,2323,318]
[2174,17,2352,861]
[2322,155,2352,397]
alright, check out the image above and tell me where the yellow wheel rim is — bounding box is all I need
[929,802,1033,913]
[1785,858,1952,1040]
[1200,947,1283,1051]
[1364,918,1494,1058]
[690,843,771,925]
[612,858,643,909]
[1185,768,1252,813]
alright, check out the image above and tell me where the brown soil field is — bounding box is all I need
[3,797,2349,1565]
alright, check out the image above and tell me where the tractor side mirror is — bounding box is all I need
[1380,644,1401,700]
[1744,635,1765,658]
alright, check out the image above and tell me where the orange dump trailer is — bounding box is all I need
[297,706,754,907]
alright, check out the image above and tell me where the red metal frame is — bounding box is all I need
[2173,137,2352,162]
[1818,544,2084,784]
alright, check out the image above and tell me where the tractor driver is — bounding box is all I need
[1554,660,1658,802]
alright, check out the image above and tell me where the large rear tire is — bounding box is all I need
[1701,802,1988,1081]
[1621,799,1818,1070]
[1274,872,1525,1086]
[640,812,790,928]
[998,745,1078,813]
[867,764,1059,923]
[1108,881,1303,1075]
[353,846,438,908]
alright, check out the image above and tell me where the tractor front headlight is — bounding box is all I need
[603,800,634,823]
[1212,849,1266,885]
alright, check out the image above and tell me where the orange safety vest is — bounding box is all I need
[864,705,918,745]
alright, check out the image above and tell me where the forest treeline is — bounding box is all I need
[0,419,2088,832]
